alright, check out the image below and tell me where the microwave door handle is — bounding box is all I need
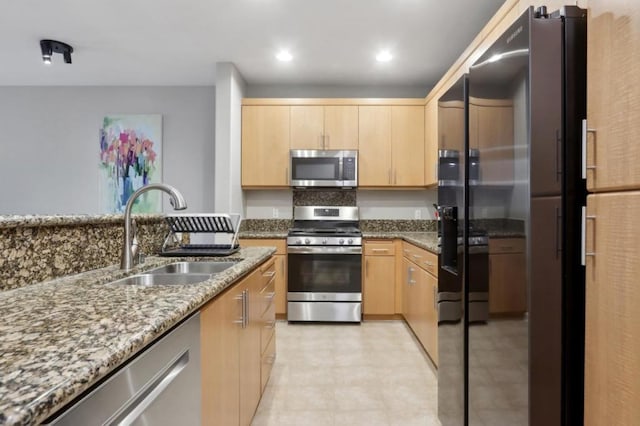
[338,156,344,185]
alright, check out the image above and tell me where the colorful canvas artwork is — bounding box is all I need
[99,115,162,213]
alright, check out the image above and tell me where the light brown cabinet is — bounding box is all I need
[401,242,438,365]
[239,239,287,317]
[363,240,396,315]
[424,99,438,186]
[488,238,526,315]
[359,105,425,187]
[290,105,358,150]
[241,106,290,187]
[200,258,276,426]
[582,3,640,425]
[585,1,640,192]
[584,192,640,425]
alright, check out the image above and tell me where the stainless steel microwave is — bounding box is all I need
[290,150,358,188]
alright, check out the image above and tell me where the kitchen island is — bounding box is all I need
[0,247,275,426]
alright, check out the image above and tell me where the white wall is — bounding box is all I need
[244,190,293,219]
[357,189,437,220]
[243,188,438,220]
[0,86,215,215]
[214,63,246,215]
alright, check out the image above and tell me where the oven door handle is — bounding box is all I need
[287,246,362,255]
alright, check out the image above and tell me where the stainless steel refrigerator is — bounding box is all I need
[436,6,587,425]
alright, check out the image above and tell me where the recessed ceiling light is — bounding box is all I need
[276,50,292,62]
[376,50,393,62]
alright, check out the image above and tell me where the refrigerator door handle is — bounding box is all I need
[581,119,596,180]
[556,129,562,182]
[581,206,596,266]
[555,207,562,259]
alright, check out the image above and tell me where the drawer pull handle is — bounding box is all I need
[263,271,276,277]
[423,261,434,267]
[371,248,390,253]
[412,254,422,260]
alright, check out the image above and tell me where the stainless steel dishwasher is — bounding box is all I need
[44,313,201,426]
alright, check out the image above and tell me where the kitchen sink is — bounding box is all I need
[147,261,240,275]
[110,273,213,286]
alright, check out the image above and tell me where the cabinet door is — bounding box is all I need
[476,103,514,184]
[584,192,640,425]
[586,1,640,191]
[424,270,438,366]
[324,106,358,149]
[290,105,324,149]
[239,271,262,426]
[424,100,438,186]
[401,257,413,322]
[363,255,396,315]
[359,106,392,186]
[201,285,241,425]
[274,255,287,315]
[241,106,290,187]
[392,106,425,186]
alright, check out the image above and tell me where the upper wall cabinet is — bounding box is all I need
[290,105,358,150]
[585,0,640,192]
[359,105,425,187]
[241,105,290,187]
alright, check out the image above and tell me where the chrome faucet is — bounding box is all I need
[121,183,187,270]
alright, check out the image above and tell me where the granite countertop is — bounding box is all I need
[0,247,275,426]
[239,231,289,239]
[362,231,440,253]
[0,214,165,229]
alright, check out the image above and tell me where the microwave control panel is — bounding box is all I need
[343,157,356,180]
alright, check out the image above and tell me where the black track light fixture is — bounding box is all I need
[40,39,74,65]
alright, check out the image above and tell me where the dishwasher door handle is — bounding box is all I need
[106,349,190,426]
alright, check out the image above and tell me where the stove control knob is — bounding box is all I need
[348,239,353,245]
[304,238,311,245]
[296,239,302,245]
[322,238,328,245]
[339,239,345,245]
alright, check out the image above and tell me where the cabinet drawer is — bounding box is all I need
[364,240,396,256]
[261,305,276,354]
[261,332,276,392]
[402,242,438,277]
[259,258,276,289]
[240,239,286,255]
[489,238,525,254]
[260,276,276,317]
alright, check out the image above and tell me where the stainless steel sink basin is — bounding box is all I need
[110,273,212,286]
[147,261,240,275]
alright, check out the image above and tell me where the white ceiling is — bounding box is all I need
[0,0,505,88]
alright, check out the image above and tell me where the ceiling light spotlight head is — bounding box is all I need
[376,50,393,62]
[276,50,293,62]
[40,39,74,65]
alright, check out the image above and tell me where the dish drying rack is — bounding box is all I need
[160,213,242,257]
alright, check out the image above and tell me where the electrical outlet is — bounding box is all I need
[414,209,421,220]
[272,208,279,218]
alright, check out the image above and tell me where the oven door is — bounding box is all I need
[287,246,362,301]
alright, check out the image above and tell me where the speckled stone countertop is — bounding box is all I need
[363,232,440,253]
[0,214,164,230]
[239,231,289,239]
[0,247,275,426]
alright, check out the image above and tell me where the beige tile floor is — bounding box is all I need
[252,320,441,426]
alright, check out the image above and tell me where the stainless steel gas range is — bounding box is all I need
[286,206,362,323]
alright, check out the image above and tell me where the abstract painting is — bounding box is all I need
[99,114,162,213]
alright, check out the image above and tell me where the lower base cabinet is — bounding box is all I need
[201,257,276,426]
[239,239,287,317]
[401,243,438,365]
